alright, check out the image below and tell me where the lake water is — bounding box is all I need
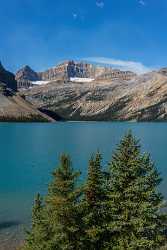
[1,122,167,249]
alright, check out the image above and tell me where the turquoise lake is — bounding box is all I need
[1,122,167,248]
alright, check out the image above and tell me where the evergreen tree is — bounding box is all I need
[23,193,52,250]
[83,152,108,249]
[107,131,167,250]
[46,154,84,250]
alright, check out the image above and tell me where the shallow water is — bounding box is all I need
[0,122,167,249]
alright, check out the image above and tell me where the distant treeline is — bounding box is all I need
[0,114,49,122]
[21,132,167,250]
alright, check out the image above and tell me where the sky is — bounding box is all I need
[0,0,167,73]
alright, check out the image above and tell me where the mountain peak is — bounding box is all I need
[23,65,34,70]
[15,65,40,81]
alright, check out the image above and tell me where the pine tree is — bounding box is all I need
[107,131,167,250]
[83,152,108,250]
[46,154,84,250]
[23,193,52,250]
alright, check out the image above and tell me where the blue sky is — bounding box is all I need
[0,0,167,73]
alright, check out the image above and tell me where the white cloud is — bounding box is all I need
[84,57,151,74]
[96,1,104,8]
[139,0,146,6]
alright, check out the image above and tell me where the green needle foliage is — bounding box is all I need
[22,132,167,250]
[23,193,52,250]
[83,152,109,249]
[107,131,167,250]
[46,154,84,250]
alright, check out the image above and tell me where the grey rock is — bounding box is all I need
[22,71,167,121]
[0,87,54,122]
[15,65,40,81]
[16,61,136,84]
[0,62,17,91]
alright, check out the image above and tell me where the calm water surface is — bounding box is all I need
[0,122,167,249]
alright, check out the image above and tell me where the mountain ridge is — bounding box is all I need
[15,60,137,86]
[3,60,167,122]
[22,71,167,121]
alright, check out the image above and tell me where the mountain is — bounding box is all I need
[2,60,167,122]
[15,65,40,81]
[0,62,17,91]
[158,68,167,76]
[0,82,54,122]
[22,70,167,121]
[16,61,136,87]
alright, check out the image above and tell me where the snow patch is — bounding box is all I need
[70,77,94,83]
[32,81,50,85]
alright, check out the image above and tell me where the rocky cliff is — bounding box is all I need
[15,65,40,81]
[15,65,39,89]
[0,82,54,122]
[16,61,136,85]
[0,62,17,91]
[16,61,101,82]
[22,71,167,121]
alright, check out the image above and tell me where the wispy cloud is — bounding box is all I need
[84,57,151,74]
[96,1,104,9]
[138,0,146,6]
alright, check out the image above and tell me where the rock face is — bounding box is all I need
[96,69,136,81]
[0,85,54,122]
[22,71,167,121]
[158,68,167,76]
[16,61,136,86]
[0,62,17,91]
[15,65,40,81]
[15,65,39,89]
[51,61,114,79]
